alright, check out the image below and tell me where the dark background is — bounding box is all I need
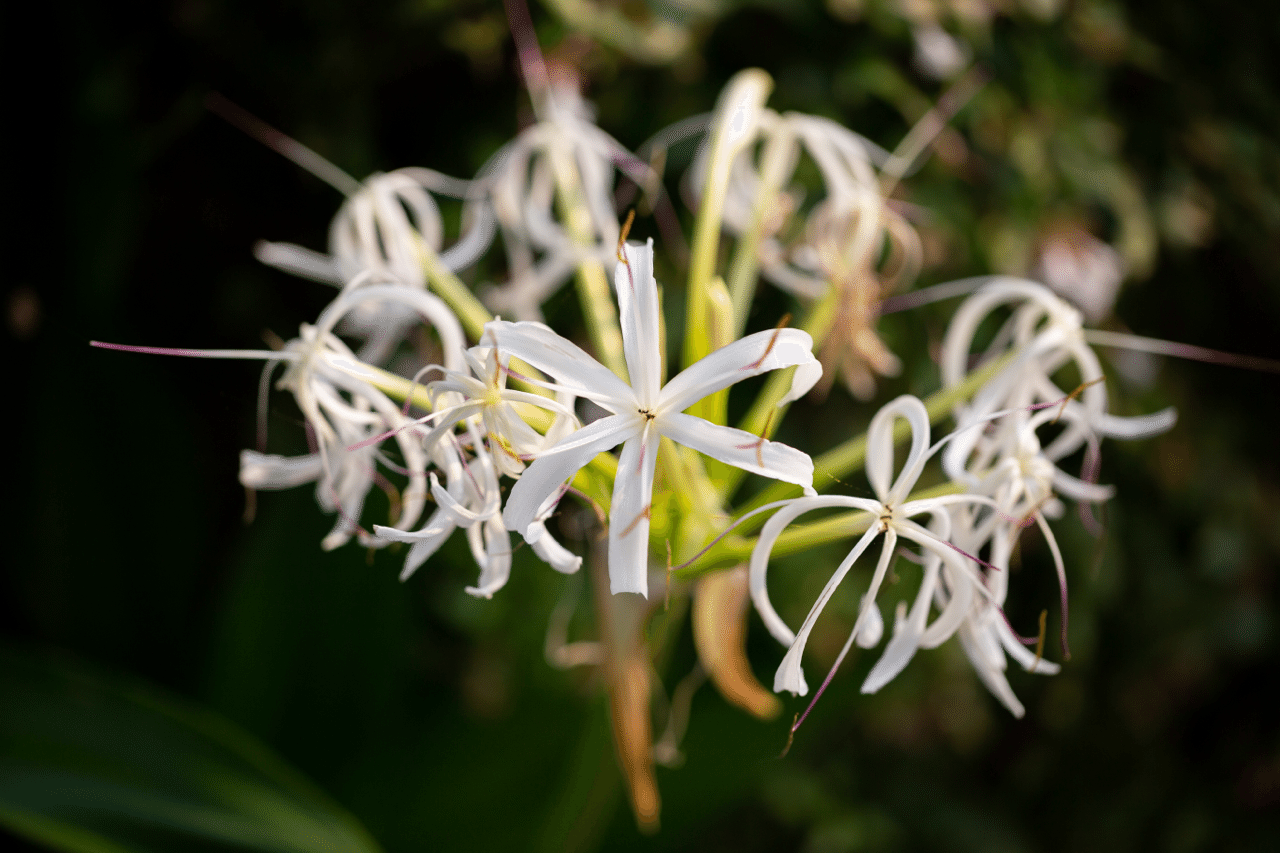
[6,1,1280,850]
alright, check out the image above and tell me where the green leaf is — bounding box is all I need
[0,648,384,853]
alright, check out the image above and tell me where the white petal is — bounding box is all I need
[374,511,456,581]
[526,519,583,574]
[482,320,635,411]
[773,525,887,696]
[865,395,931,505]
[854,593,884,648]
[615,239,663,408]
[503,413,641,535]
[748,495,880,647]
[239,450,323,489]
[862,599,920,694]
[657,328,818,415]
[957,625,1027,718]
[607,427,660,597]
[659,412,816,495]
[465,514,512,598]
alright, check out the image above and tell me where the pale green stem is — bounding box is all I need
[549,148,628,379]
[683,70,773,412]
[724,118,795,337]
[416,241,493,341]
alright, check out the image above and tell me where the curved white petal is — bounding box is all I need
[865,395,932,505]
[657,328,818,415]
[482,320,635,411]
[773,525,888,696]
[748,495,880,646]
[465,514,512,598]
[608,426,660,597]
[239,450,323,489]
[659,412,816,495]
[503,413,641,535]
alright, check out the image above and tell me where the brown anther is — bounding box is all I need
[1054,376,1106,424]
[619,503,652,538]
[617,209,636,262]
[1033,608,1049,668]
[745,314,792,371]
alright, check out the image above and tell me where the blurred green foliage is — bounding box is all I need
[6,0,1279,851]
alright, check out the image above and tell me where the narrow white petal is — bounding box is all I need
[526,519,583,574]
[773,525,886,696]
[607,427,660,597]
[659,412,816,495]
[862,599,920,694]
[503,414,641,535]
[482,320,635,411]
[657,328,818,415]
[615,239,663,408]
[239,450,323,489]
[865,395,932,505]
[748,495,878,647]
[465,514,513,598]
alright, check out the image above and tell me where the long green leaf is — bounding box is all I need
[0,648,383,853]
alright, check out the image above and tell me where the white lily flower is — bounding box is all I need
[488,238,821,598]
[940,278,1177,488]
[750,395,997,696]
[420,345,580,479]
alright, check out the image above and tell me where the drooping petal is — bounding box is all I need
[615,239,663,408]
[608,426,660,597]
[774,524,887,695]
[658,412,816,496]
[657,328,819,415]
[465,513,513,598]
[239,450,323,489]
[503,413,642,535]
[865,395,932,505]
[693,567,782,720]
[749,495,881,646]
[482,319,635,412]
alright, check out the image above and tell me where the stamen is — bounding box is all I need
[619,503,652,539]
[744,314,792,371]
[617,208,636,261]
[1032,609,1049,669]
[204,93,362,197]
[779,712,800,759]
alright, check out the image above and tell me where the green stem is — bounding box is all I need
[683,70,772,412]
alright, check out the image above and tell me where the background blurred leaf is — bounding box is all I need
[0,647,384,853]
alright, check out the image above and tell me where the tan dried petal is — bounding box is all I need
[693,566,782,720]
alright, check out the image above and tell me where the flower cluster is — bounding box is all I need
[97,66,1178,826]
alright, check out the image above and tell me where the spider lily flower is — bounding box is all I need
[255,166,492,287]
[241,283,465,550]
[940,278,1177,486]
[477,82,658,322]
[489,238,821,598]
[239,324,429,551]
[419,345,580,479]
[372,405,581,593]
[688,106,920,398]
[946,503,1062,718]
[750,395,997,696]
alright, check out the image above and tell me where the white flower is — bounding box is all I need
[489,238,822,598]
[750,395,996,696]
[940,278,1177,487]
